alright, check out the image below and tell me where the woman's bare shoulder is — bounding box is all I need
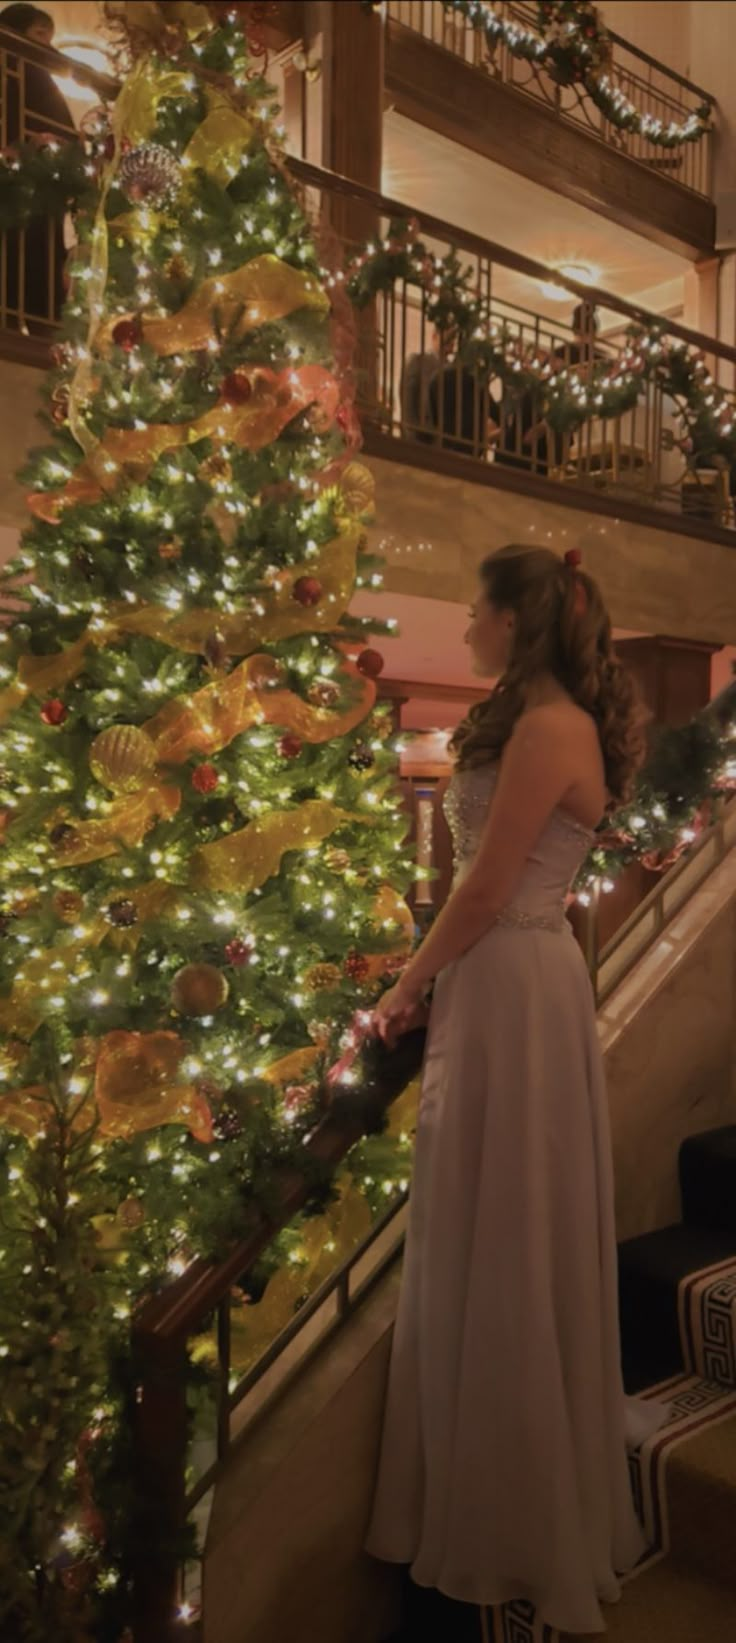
[514,698,598,744]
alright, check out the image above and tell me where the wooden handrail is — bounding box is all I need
[287,156,736,366]
[0,24,118,99]
[133,1107,373,1346]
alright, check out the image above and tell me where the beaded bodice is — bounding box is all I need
[444,765,595,932]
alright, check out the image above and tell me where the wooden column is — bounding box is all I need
[321,0,383,407]
[615,634,721,728]
[322,0,383,242]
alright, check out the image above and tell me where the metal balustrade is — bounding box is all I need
[387,0,713,199]
[286,156,736,531]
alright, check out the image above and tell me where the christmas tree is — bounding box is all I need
[0,3,414,1635]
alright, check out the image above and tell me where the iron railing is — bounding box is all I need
[287,156,736,532]
[0,25,115,339]
[387,0,714,199]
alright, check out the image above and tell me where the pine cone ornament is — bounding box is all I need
[348,743,374,772]
[305,963,341,992]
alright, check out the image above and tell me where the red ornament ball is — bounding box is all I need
[220,369,253,405]
[192,762,219,795]
[356,648,385,679]
[41,699,68,727]
[112,315,143,351]
[283,1084,312,1117]
[224,937,254,967]
[344,950,370,983]
[279,733,303,760]
[292,576,323,608]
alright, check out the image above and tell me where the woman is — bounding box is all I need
[0,3,74,331]
[366,545,666,1639]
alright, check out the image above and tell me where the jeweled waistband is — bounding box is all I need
[494,906,567,934]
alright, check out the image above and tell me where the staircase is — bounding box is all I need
[606,1126,736,1643]
[196,817,736,1643]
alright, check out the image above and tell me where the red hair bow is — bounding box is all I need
[564,549,582,568]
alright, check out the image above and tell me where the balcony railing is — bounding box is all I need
[387,0,714,199]
[287,157,736,536]
[0,25,115,342]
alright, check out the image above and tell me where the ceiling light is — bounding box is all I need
[538,262,601,302]
[53,38,111,104]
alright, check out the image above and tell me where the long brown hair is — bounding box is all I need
[450,546,645,804]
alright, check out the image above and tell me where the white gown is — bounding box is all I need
[366,765,666,1634]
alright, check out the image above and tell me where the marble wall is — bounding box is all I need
[0,361,46,531]
[203,1266,403,1643]
[366,454,736,647]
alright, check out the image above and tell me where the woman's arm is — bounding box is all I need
[380,709,579,1016]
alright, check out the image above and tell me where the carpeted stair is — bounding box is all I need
[399,1125,736,1643]
[571,1123,736,1642]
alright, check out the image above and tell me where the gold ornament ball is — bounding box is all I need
[339,462,376,517]
[171,962,230,1017]
[117,1196,146,1230]
[90,724,157,794]
[305,962,341,992]
[368,710,393,741]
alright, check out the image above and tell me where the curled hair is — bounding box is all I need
[450,545,646,804]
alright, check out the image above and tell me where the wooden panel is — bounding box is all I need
[385,22,715,261]
[615,635,721,726]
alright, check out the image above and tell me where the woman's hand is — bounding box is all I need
[373,977,428,1047]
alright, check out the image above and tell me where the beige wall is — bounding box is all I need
[0,360,47,531]
[599,1,692,79]
[601,843,736,1241]
[204,1269,402,1643]
[367,455,735,647]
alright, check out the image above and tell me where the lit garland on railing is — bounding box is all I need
[574,690,736,902]
[361,0,712,149]
[346,218,736,463]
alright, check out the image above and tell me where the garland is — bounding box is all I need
[576,688,736,898]
[346,218,736,465]
[361,0,711,149]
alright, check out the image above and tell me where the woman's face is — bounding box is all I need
[464,588,514,679]
[27,19,54,43]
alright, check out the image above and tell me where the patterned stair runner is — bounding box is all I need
[482,1254,736,1640]
[677,1254,736,1387]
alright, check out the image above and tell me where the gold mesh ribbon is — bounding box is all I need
[184,87,254,185]
[10,525,361,702]
[0,939,89,1038]
[362,885,415,979]
[0,1086,53,1139]
[50,784,181,867]
[97,255,327,357]
[192,800,359,892]
[260,1046,321,1087]
[142,649,374,767]
[28,364,338,521]
[94,1028,213,1141]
